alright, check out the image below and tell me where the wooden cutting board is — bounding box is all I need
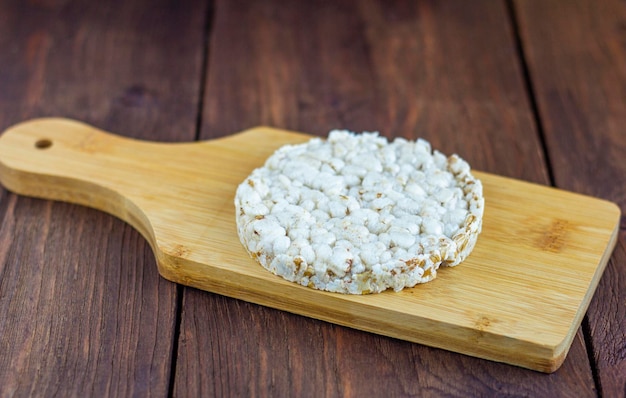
[0,118,620,373]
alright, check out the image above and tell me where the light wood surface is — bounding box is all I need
[0,118,619,373]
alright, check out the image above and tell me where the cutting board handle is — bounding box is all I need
[0,118,162,239]
[0,117,313,271]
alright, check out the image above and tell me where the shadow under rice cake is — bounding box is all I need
[235,130,484,294]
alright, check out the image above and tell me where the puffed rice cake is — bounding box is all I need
[235,130,484,294]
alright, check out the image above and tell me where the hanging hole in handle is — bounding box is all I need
[35,139,53,149]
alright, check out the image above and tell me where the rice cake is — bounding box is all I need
[235,131,484,294]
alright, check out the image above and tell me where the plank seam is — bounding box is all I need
[168,1,215,396]
[193,0,215,143]
[506,1,601,394]
[505,0,555,187]
[167,284,184,398]
[583,317,604,397]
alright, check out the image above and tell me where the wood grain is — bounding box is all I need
[514,0,626,395]
[0,0,207,395]
[1,0,618,395]
[0,117,619,373]
[186,0,599,395]
[171,1,595,396]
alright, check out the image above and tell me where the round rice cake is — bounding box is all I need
[235,130,484,294]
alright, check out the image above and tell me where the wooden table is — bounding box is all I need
[0,0,624,396]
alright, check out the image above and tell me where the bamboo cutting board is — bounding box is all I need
[0,118,620,373]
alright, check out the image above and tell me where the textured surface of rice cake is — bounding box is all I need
[235,130,484,294]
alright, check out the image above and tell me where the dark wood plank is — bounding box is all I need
[514,0,626,396]
[0,0,208,395]
[178,293,597,397]
[175,0,597,396]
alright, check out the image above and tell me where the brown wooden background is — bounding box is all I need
[0,0,624,396]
